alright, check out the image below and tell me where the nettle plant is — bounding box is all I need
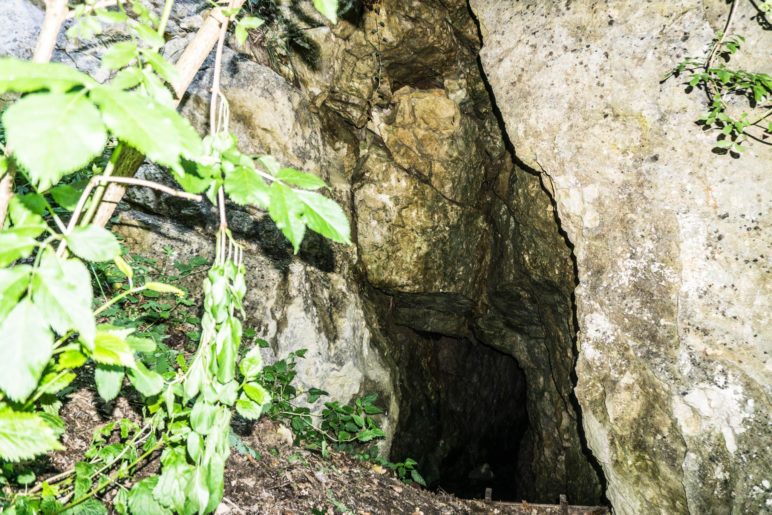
[664,0,771,155]
[0,0,352,513]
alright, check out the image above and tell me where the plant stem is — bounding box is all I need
[93,285,148,316]
[157,0,175,36]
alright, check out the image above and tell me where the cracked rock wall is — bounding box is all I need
[471,0,771,513]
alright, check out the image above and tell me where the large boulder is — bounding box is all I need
[471,0,772,513]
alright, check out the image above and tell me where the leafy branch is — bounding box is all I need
[664,0,771,155]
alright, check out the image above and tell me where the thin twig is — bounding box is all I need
[58,174,202,256]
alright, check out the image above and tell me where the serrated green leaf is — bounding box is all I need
[128,476,171,515]
[141,49,178,84]
[224,165,270,208]
[102,42,138,70]
[0,408,64,462]
[67,225,121,262]
[257,155,281,175]
[276,167,327,190]
[90,86,202,171]
[61,498,108,515]
[134,21,164,47]
[190,399,217,435]
[296,189,351,244]
[235,16,265,46]
[49,183,85,211]
[8,196,47,238]
[39,371,76,395]
[111,67,143,90]
[0,230,37,267]
[0,265,31,322]
[127,336,156,353]
[239,346,263,380]
[32,252,95,346]
[235,396,263,420]
[3,92,107,190]
[58,349,87,370]
[95,364,124,402]
[0,299,53,402]
[0,58,96,94]
[127,361,164,397]
[269,182,306,253]
[313,0,338,23]
[92,329,136,367]
[154,448,193,513]
[243,382,271,405]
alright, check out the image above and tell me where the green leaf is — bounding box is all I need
[224,165,270,208]
[154,448,193,513]
[127,336,156,353]
[235,396,263,420]
[296,190,351,244]
[243,382,271,405]
[0,265,31,322]
[95,364,124,401]
[50,183,85,211]
[102,42,138,70]
[114,255,134,282]
[0,299,54,401]
[313,0,338,23]
[89,86,202,171]
[39,371,76,395]
[58,349,87,370]
[127,361,164,397]
[411,469,427,486]
[33,252,95,345]
[0,58,96,94]
[235,16,265,46]
[134,22,165,49]
[257,155,281,175]
[190,399,218,435]
[92,328,136,367]
[3,92,107,190]
[239,346,263,380]
[144,281,185,295]
[8,196,47,237]
[0,230,37,267]
[141,50,178,84]
[111,67,144,90]
[60,498,108,515]
[0,408,64,462]
[128,476,171,515]
[269,182,306,253]
[276,168,327,190]
[67,225,121,262]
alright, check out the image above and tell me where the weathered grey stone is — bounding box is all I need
[472,0,772,512]
[0,0,42,59]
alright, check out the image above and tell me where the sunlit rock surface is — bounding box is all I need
[471,0,771,512]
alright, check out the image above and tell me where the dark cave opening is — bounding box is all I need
[386,329,530,502]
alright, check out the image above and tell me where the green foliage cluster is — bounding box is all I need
[0,0,380,513]
[665,1,771,155]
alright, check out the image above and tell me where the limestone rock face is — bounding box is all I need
[471,0,772,513]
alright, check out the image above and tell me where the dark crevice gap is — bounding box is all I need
[465,0,609,504]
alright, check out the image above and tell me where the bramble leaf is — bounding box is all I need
[276,167,327,190]
[3,92,107,190]
[0,299,54,402]
[297,190,351,244]
[0,58,96,94]
[0,408,64,461]
[269,182,306,253]
[224,165,270,208]
[90,86,202,171]
[95,364,124,402]
[67,225,121,262]
[32,252,95,346]
[0,265,31,321]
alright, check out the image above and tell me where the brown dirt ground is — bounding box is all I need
[44,388,607,515]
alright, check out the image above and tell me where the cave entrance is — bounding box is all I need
[386,330,529,502]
